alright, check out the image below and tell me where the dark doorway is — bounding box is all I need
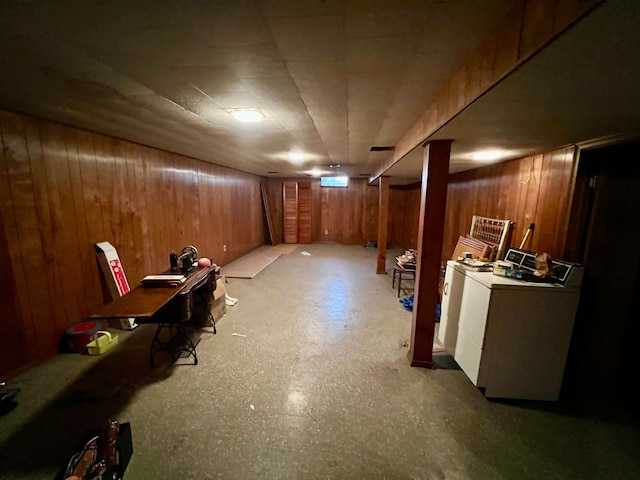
[563,141,640,414]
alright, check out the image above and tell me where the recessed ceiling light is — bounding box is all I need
[329,163,341,168]
[472,150,503,161]
[228,108,265,123]
[306,168,326,177]
[289,152,304,162]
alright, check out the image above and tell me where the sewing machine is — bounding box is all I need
[170,245,199,273]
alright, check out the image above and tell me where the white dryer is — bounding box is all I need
[440,249,583,401]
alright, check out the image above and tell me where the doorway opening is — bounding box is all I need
[563,140,640,422]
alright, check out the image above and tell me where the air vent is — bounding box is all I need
[370,146,393,151]
[359,173,372,176]
[267,171,279,174]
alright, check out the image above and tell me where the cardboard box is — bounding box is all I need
[95,241,137,330]
[210,277,227,323]
[95,242,130,297]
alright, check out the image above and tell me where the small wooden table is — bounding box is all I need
[89,266,217,367]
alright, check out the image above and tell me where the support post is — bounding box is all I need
[377,176,390,273]
[408,140,451,368]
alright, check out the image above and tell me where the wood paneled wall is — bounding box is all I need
[389,184,421,250]
[0,109,264,377]
[321,178,379,244]
[444,147,577,262]
[264,178,379,245]
[389,147,577,263]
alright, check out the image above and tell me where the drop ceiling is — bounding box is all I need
[0,1,638,184]
[0,0,513,178]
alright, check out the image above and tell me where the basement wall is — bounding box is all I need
[0,109,265,378]
[390,146,577,263]
[389,184,421,250]
[263,178,379,245]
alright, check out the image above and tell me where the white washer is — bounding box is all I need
[438,261,466,355]
[441,250,583,401]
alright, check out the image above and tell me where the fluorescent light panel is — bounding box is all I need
[472,150,503,161]
[228,108,265,123]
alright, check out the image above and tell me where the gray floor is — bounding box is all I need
[1,244,639,480]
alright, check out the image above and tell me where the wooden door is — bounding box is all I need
[283,181,298,244]
[298,182,312,244]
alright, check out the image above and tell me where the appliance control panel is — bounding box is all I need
[504,249,584,287]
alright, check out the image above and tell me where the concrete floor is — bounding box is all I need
[1,244,639,479]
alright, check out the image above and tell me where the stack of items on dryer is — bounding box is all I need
[450,215,514,268]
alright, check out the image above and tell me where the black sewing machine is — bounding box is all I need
[170,245,199,273]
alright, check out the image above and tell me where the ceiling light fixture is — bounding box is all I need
[289,152,304,162]
[228,108,265,123]
[329,163,341,168]
[472,150,503,161]
[306,168,326,177]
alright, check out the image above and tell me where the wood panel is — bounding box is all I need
[283,181,298,243]
[389,182,428,250]
[264,178,379,246]
[0,108,265,378]
[311,180,323,242]
[298,182,312,244]
[263,178,285,245]
[318,178,379,245]
[362,182,380,243]
[320,185,338,243]
[377,177,389,273]
[444,148,577,262]
[388,187,406,248]
[261,183,277,245]
[389,147,578,265]
[0,116,34,373]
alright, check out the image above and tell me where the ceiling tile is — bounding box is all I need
[287,61,347,106]
[221,44,290,79]
[259,0,344,18]
[345,3,426,37]
[171,65,245,98]
[266,15,344,62]
[346,34,417,73]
